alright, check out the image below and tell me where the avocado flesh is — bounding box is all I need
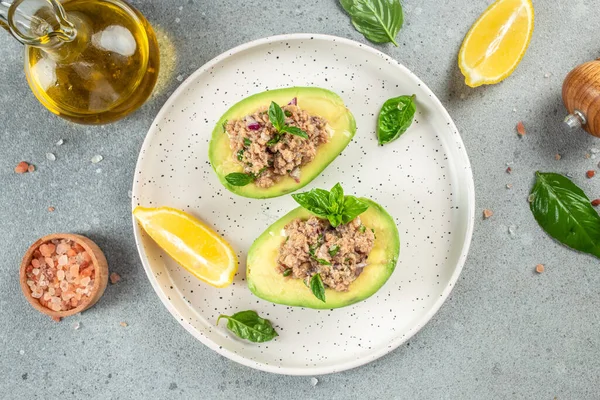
[209,87,356,199]
[247,199,400,309]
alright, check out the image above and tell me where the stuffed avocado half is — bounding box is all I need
[246,184,400,309]
[209,87,356,199]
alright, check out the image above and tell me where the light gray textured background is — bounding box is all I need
[1,1,599,399]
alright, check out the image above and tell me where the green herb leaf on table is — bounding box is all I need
[309,273,326,302]
[216,310,278,343]
[377,94,416,145]
[225,172,255,186]
[530,172,600,259]
[268,101,286,132]
[339,0,404,46]
[282,126,309,139]
[292,183,370,227]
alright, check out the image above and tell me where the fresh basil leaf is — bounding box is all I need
[342,195,370,224]
[340,0,403,46]
[309,274,326,302]
[283,268,292,277]
[329,183,344,214]
[315,258,331,266]
[292,184,369,227]
[266,133,281,146]
[216,310,278,343]
[282,126,309,139]
[530,172,600,259]
[225,172,255,186]
[268,101,285,132]
[243,137,252,147]
[377,94,416,145]
[329,244,340,257]
[292,192,330,218]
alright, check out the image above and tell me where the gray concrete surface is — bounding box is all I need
[1,0,600,398]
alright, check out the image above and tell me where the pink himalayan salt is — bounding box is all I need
[25,238,95,312]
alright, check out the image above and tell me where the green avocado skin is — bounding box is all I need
[246,199,400,309]
[208,87,356,199]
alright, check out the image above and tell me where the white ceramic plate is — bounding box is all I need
[132,34,475,375]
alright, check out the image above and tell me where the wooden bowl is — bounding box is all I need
[19,233,109,319]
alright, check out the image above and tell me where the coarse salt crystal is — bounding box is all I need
[177,74,184,82]
[73,322,80,330]
[32,268,40,276]
[58,255,68,266]
[60,280,69,292]
[310,377,318,386]
[91,155,103,164]
[43,292,52,301]
[80,276,91,286]
[27,280,34,287]
[46,153,56,161]
[175,17,180,23]
[19,350,24,355]
[70,264,79,278]
[56,242,69,255]
[96,168,102,174]
[57,270,65,281]
[56,139,64,146]
[45,257,54,268]
[48,287,55,296]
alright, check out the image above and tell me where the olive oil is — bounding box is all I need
[25,0,159,124]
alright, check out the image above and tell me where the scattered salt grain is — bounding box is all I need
[175,17,180,23]
[127,190,133,199]
[110,272,121,284]
[91,155,103,164]
[96,168,102,173]
[483,209,493,219]
[19,350,24,355]
[516,121,526,136]
[120,321,128,327]
[14,161,29,174]
[508,225,517,237]
[46,153,56,161]
[544,73,551,78]
[48,206,55,212]
[555,154,561,160]
[535,264,545,274]
[176,74,184,82]
[27,164,35,173]
[310,377,318,387]
[528,194,535,203]
[566,173,573,178]
[506,184,513,189]
[460,93,466,100]
[55,139,64,146]
[73,322,80,330]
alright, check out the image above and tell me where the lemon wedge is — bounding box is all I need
[133,206,238,288]
[459,0,534,87]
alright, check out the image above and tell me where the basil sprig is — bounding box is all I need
[310,273,326,303]
[339,0,403,46]
[268,102,309,141]
[377,95,416,145]
[225,167,267,187]
[292,183,369,227]
[217,310,278,343]
[530,172,600,259]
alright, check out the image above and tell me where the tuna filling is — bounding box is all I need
[277,216,375,292]
[225,104,329,188]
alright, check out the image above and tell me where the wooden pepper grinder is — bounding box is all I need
[563,59,600,137]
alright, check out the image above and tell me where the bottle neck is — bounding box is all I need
[0,0,76,49]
